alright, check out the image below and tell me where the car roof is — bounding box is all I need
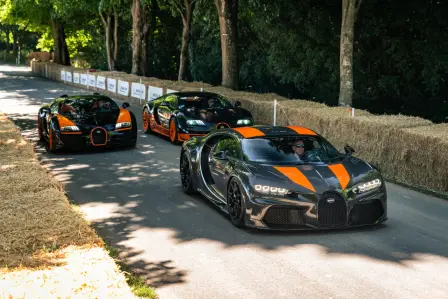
[166,91,222,97]
[223,125,319,139]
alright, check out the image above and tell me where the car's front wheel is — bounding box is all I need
[142,107,152,134]
[227,178,246,228]
[180,151,196,194]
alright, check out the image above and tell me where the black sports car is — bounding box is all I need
[179,125,388,230]
[37,94,137,152]
[142,91,254,144]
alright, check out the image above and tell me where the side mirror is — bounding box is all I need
[214,150,228,160]
[122,102,130,109]
[344,145,355,155]
[234,101,241,107]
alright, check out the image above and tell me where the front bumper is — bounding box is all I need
[243,188,388,230]
[55,128,136,151]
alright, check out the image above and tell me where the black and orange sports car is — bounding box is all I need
[37,94,137,152]
[179,125,388,230]
[141,91,254,144]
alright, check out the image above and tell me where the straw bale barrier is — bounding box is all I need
[30,61,448,195]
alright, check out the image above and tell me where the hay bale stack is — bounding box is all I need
[385,123,448,192]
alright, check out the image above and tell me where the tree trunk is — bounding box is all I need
[113,9,119,64]
[338,0,361,107]
[215,0,239,90]
[51,18,71,66]
[178,1,195,81]
[100,12,116,71]
[131,0,150,76]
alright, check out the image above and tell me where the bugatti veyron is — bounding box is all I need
[37,94,137,152]
[142,91,254,144]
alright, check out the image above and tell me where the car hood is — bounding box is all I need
[248,156,380,194]
[63,111,120,128]
[182,107,249,124]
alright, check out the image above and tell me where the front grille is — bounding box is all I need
[318,193,347,227]
[91,127,107,146]
[263,206,306,227]
[348,198,384,226]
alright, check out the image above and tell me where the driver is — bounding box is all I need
[292,139,306,160]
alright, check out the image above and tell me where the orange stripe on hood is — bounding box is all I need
[232,127,265,138]
[117,108,131,123]
[328,163,350,190]
[273,166,316,193]
[286,126,317,136]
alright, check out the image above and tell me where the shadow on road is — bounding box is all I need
[2,66,448,291]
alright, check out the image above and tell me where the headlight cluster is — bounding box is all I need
[187,119,205,126]
[237,119,252,125]
[254,185,289,196]
[61,126,80,132]
[352,179,382,194]
[116,122,131,129]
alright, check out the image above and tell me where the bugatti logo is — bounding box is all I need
[327,198,335,204]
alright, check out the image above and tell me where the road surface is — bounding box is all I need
[1,65,447,299]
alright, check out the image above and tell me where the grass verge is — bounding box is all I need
[0,113,157,298]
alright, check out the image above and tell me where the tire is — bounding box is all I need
[142,107,152,134]
[226,177,246,228]
[130,112,138,147]
[37,115,44,141]
[169,117,179,145]
[180,151,196,194]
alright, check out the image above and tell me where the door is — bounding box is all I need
[157,95,178,131]
[208,136,243,198]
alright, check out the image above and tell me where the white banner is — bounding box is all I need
[81,74,88,85]
[65,71,72,82]
[166,89,178,94]
[118,80,129,96]
[96,76,106,89]
[73,73,80,84]
[88,74,96,87]
[60,70,65,81]
[107,78,117,93]
[131,82,146,99]
[148,86,163,100]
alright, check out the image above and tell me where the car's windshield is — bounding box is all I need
[241,136,344,164]
[178,95,233,110]
[59,97,119,114]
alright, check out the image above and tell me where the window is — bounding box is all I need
[213,137,243,160]
[178,94,234,110]
[164,95,178,110]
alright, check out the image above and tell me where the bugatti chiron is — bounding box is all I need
[37,93,137,152]
[179,125,388,230]
[142,91,254,144]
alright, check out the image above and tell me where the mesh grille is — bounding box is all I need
[318,193,347,227]
[349,199,384,226]
[91,127,107,145]
[263,206,306,226]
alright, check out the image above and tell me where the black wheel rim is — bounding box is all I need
[228,181,242,220]
[180,154,190,190]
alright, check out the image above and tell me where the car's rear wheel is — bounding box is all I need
[227,178,246,228]
[169,117,179,144]
[180,151,195,194]
[47,121,59,153]
[37,115,43,141]
[142,107,152,134]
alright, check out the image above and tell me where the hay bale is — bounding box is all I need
[278,99,328,109]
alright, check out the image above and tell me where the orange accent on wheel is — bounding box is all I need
[49,125,54,150]
[143,110,149,131]
[169,118,176,142]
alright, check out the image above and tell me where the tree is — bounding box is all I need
[158,0,198,81]
[131,0,153,75]
[99,0,122,70]
[215,0,239,90]
[338,0,362,107]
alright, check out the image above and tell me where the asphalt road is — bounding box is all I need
[1,65,448,299]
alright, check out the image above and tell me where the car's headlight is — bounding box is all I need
[352,179,382,194]
[254,185,289,196]
[116,122,131,129]
[237,119,252,125]
[61,125,80,132]
[187,119,205,126]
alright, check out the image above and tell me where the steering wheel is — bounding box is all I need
[301,149,321,162]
